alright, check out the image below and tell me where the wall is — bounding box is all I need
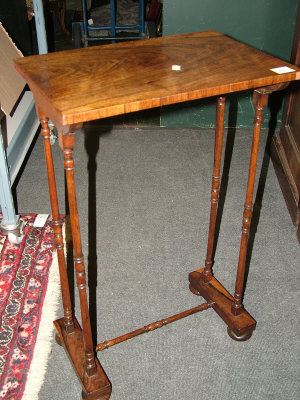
[161,0,299,128]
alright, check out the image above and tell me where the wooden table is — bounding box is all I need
[14,31,300,400]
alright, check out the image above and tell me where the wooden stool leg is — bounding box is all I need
[40,113,74,332]
[201,95,226,282]
[231,89,269,316]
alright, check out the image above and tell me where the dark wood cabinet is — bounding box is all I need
[272,4,300,243]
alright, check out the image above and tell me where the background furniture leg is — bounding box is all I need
[0,128,25,243]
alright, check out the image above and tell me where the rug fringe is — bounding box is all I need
[22,228,62,400]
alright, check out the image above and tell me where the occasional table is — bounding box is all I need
[14,31,300,399]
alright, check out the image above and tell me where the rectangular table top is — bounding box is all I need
[14,31,300,127]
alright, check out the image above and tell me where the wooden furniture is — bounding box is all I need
[14,31,300,399]
[272,4,300,243]
[48,0,69,36]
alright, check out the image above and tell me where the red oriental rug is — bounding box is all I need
[0,214,61,400]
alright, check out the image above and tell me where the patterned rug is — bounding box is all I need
[0,214,61,400]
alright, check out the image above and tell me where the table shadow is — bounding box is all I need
[84,123,112,345]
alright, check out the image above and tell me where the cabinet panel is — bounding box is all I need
[272,3,300,241]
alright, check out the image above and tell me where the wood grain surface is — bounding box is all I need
[14,31,300,126]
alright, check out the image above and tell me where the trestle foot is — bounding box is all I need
[54,317,111,400]
[189,268,256,341]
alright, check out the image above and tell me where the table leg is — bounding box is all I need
[40,113,74,332]
[201,95,226,282]
[59,132,111,399]
[61,132,97,374]
[189,92,264,341]
[231,89,269,317]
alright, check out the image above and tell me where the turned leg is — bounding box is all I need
[40,112,74,332]
[189,94,257,341]
[201,96,226,282]
[42,124,111,398]
[61,133,97,377]
[231,89,269,316]
[188,88,283,340]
